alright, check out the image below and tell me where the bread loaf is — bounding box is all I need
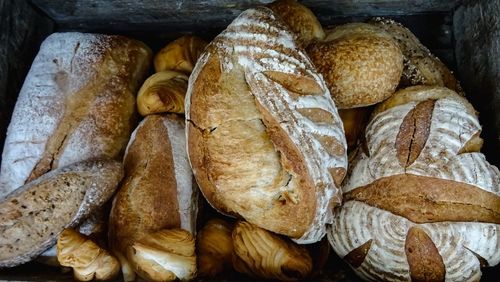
[186,7,347,243]
[0,32,151,198]
[108,114,197,281]
[0,159,123,268]
[307,23,403,109]
[369,18,463,94]
[327,86,500,281]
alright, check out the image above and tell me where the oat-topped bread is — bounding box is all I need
[0,32,151,198]
[186,7,347,244]
[328,86,500,281]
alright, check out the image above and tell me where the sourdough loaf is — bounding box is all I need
[186,7,347,243]
[0,159,123,268]
[307,23,404,109]
[328,86,500,281]
[0,32,151,198]
[108,114,197,281]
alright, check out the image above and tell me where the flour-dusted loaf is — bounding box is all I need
[108,114,198,281]
[0,32,151,198]
[328,86,500,281]
[186,7,347,244]
[0,159,123,268]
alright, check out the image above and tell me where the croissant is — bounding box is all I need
[57,229,120,281]
[136,71,188,116]
[127,229,197,282]
[232,221,313,281]
[154,35,207,74]
[197,218,234,277]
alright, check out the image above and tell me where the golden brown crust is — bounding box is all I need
[395,100,435,167]
[109,115,181,256]
[345,174,500,224]
[268,0,325,47]
[197,218,234,277]
[154,35,207,74]
[307,23,403,109]
[232,221,313,281]
[370,17,463,94]
[405,227,445,282]
[137,71,189,116]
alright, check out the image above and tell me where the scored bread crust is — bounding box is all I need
[186,7,347,244]
[328,86,500,281]
[109,114,197,256]
[0,32,151,198]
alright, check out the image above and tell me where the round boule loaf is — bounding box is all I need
[307,23,404,109]
[328,86,500,281]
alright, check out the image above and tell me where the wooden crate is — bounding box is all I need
[0,0,499,281]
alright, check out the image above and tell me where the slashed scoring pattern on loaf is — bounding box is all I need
[329,92,500,281]
[185,7,347,243]
[163,116,198,235]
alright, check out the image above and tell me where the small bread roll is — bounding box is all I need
[154,35,207,74]
[268,0,325,46]
[136,71,189,116]
[307,23,404,109]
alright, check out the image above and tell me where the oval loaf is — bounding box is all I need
[186,7,347,244]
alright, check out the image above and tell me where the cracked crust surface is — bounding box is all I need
[328,86,500,281]
[0,32,152,198]
[186,7,347,243]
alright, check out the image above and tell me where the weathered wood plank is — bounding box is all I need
[30,0,460,31]
[0,0,53,154]
[454,0,500,166]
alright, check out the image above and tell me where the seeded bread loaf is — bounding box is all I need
[0,159,123,268]
[328,86,500,281]
[186,7,347,244]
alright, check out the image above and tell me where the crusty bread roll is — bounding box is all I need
[328,86,500,281]
[108,114,197,281]
[0,159,123,268]
[307,23,404,109]
[268,0,325,47]
[186,7,347,244]
[0,32,151,198]
[369,18,463,94]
